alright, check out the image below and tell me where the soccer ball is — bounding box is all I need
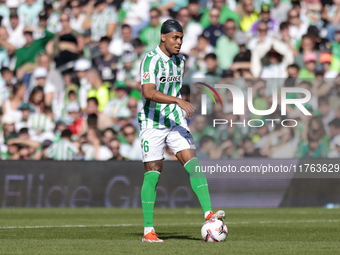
[201,219,228,242]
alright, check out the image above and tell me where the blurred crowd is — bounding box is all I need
[191,78,340,159]
[0,0,340,160]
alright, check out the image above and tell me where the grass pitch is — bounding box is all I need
[0,208,339,254]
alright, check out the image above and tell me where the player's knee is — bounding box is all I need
[144,160,163,173]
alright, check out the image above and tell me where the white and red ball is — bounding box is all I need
[201,219,228,242]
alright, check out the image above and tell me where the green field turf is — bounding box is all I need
[0,208,339,254]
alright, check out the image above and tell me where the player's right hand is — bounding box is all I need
[177,99,196,118]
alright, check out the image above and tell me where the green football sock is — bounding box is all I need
[184,157,212,213]
[141,171,160,227]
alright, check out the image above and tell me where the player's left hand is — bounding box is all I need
[178,99,196,118]
[189,103,196,118]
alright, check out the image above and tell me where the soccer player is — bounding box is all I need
[139,19,225,243]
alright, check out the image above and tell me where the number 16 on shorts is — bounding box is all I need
[139,126,195,163]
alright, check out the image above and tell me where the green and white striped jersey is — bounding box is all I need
[0,84,10,105]
[91,7,117,42]
[139,45,187,130]
[45,139,79,161]
[18,2,43,26]
[27,114,55,132]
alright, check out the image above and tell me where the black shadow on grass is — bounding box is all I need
[160,233,201,241]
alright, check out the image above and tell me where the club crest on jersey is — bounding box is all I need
[143,72,150,80]
[148,52,156,57]
[159,75,181,83]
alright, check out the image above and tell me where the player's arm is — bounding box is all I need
[143,83,196,117]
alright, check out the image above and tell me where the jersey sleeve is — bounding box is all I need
[140,54,158,85]
[45,143,56,159]
[69,143,79,155]
[107,8,118,24]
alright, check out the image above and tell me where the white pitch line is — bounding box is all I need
[226,219,340,224]
[0,224,139,229]
[0,219,339,230]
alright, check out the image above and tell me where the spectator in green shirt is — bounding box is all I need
[215,19,240,70]
[298,52,317,80]
[14,26,54,70]
[331,25,340,70]
[204,53,222,84]
[200,0,240,29]
[140,8,161,53]
[300,133,328,158]
[192,115,216,144]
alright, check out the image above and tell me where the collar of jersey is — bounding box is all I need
[156,45,172,63]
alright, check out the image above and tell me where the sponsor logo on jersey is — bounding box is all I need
[159,75,181,83]
[148,52,156,57]
[143,72,150,79]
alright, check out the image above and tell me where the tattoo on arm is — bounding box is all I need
[144,160,163,173]
[151,90,159,101]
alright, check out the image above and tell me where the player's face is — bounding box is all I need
[163,32,183,55]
